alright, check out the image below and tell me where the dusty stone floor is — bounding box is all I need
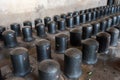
[0,11,120,80]
[0,32,120,80]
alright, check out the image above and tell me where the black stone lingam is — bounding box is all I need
[57,19,66,31]
[66,16,74,28]
[106,18,112,30]
[91,22,100,36]
[73,15,80,26]
[0,26,6,40]
[80,13,86,23]
[96,32,111,53]
[2,30,18,48]
[99,20,107,32]
[112,16,117,26]
[38,59,60,80]
[35,23,46,38]
[61,14,67,19]
[96,10,101,19]
[91,11,97,20]
[64,48,82,79]
[84,9,89,13]
[0,70,4,80]
[10,47,31,77]
[5,77,26,80]
[67,12,73,17]
[104,7,109,15]
[100,9,105,17]
[73,11,79,16]
[82,38,99,64]
[111,6,115,14]
[22,26,34,42]
[54,15,61,22]
[34,18,42,26]
[44,17,51,27]
[79,10,85,14]
[82,24,93,39]
[107,0,114,5]
[114,26,120,40]
[10,23,21,36]
[23,21,32,29]
[55,34,68,54]
[70,28,82,46]
[47,21,57,34]
[117,15,120,25]
[86,12,92,22]
[36,39,51,62]
[107,27,119,47]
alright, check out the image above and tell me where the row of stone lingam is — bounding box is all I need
[0,5,120,47]
[0,26,120,80]
[0,4,120,40]
[0,5,120,80]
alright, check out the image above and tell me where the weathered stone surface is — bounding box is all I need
[0,0,107,26]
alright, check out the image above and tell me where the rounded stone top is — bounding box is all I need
[38,59,60,73]
[5,77,26,80]
[54,15,60,20]
[67,12,73,16]
[0,26,6,32]
[107,18,112,21]
[58,18,65,22]
[70,28,82,33]
[61,14,67,18]
[100,20,107,23]
[35,18,42,23]
[44,17,51,21]
[107,27,119,33]
[22,26,31,29]
[23,21,32,27]
[91,21,100,25]
[82,24,92,28]
[113,16,117,19]
[10,47,28,55]
[54,15,60,17]
[23,21,32,24]
[36,39,50,47]
[82,38,99,46]
[65,48,82,59]
[114,26,120,29]
[96,32,111,38]
[73,11,79,15]
[56,34,68,38]
[73,14,79,17]
[2,30,15,36]
[36,23,45,28]
[66,16,73,20]
[48,21,56,25]
[10,23,20,27]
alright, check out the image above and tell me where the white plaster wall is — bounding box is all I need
[0,0,107,26]
[0,0,107,14]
